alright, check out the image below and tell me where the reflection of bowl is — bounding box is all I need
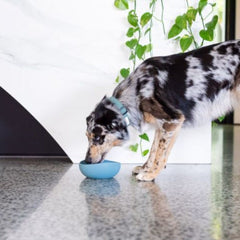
[80,178,120,197]
[79,160,121,179]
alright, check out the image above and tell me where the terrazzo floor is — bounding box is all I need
[0,125,240,240]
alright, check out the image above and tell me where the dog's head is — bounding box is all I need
[85,96,129,163]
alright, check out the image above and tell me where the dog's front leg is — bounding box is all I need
[136,116,184,181]
[132,128,162,175]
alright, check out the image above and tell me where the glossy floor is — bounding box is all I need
[0,125,240,240]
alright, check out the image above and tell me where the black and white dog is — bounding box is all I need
[85,40,240,181]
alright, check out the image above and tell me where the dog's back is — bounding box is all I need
[114,40,240,126]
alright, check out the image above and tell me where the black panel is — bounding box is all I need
[0,87,67,156]
[225,0,236,41]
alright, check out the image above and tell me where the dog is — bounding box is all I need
[85,40,240,181]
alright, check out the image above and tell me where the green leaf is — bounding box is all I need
[205,15,218,30]
[129,53,135,60]
[180,35,193,52]
[144,28,151,35]
[139,133,150,142]
[125,38,138,49]
[126,28,134,37]
[186,7,198,25]
[145,43,152,52]
[135,44,147,59]
[142,149,149,157]
[115,75,120,83]
[126,27,139,37]
[129,143,138,152]
[168,24,182,39]
[218,116,225,122]
[198,0,208,13]
[199,29,214,41]
[120,68,130,78]
[126,27,134,37]
[128,10,138,27]
[200,15,218,41]
[175,15,187,30]
[114,0,129,10]
[210,3,216,7]
[150,0,156,8]
[140,12,152,27]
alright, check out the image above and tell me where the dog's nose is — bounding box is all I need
[85,150,92,164]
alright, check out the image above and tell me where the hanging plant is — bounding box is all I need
[168,0,223,121]
[168,0,218,52]
[114,0,165,82]
[114,0,220,156]
[114,0,166,157]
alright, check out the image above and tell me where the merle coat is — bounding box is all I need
[86,40,240,181]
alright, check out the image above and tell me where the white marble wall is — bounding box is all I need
[0,0,217,163]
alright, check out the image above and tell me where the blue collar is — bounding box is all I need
[109,96,130,126]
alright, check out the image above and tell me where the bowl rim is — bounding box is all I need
[79,160,120,165]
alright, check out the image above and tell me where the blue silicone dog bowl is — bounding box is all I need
[79,160,121,179]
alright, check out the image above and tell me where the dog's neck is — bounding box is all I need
[110,95,142,131]
[109,96,131,127]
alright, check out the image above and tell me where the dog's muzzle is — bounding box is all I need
[85,149,105,164]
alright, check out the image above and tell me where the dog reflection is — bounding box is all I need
[80,178,178,239]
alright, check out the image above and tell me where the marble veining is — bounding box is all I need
[0,126,240,240]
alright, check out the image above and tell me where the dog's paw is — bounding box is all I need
[132,166,143,175]
[136,172,155,182]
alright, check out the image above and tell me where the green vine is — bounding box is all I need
[114,0,220,157]
[160,0,166,35]
[168,0,223,122]
[129,133,150,159]
[114,0,166,82]
[168,0,218,52]
[114,0,166,157]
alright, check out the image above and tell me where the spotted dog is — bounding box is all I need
[85,40,240,181]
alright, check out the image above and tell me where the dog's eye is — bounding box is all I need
[95,136,101,141]
[107,122,117,130]
[93,135,105,145]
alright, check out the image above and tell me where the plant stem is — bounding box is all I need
[149,0,156,56]
[132,51,136,70]
[188,26,199,49]
[160,0,166,35]
[185,0,189,8]
[139,138,143,160]
[199,12,205,29]
[133,52,136,70]
[204,8,214,20]
[199,12,205,47]
[133,27,141,70]
[132,0,137,70]
[153,15,162,22]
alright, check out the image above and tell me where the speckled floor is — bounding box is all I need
[0,125,240,240]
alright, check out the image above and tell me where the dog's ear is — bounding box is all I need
[86,112,94,125]
[100,95,107,102]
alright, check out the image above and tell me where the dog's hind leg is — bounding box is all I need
[136,115,185,181]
